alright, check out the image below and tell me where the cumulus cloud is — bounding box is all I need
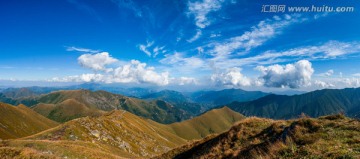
[112,60,170,85]
[187,0,224,29]
[318,69,334,77]
[53,52,173,86]
[256,60,314,88]
[211,67,252,87]
[78,52,118,72]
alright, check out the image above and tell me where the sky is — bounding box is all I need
[1,0,360,91]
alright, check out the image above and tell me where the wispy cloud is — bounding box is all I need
[187,0,224,29]
[208,14,305,58]
[214,40,360,69]
[66,46,100,53]
[187,29,202,43]
[186,0,227,42]
[318,69,334,77]
[66,0,102,22]
[138,41,154,57]
[109,0,142,17]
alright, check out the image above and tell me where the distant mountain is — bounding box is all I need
[1,107,245,158]
[191,89,269,107]
[141,90,205,115]
[0,86,59,98]
[157,115,360,159]
[31,90,191,123]
[67,83,157,97]
[0,102,58,139]
[227,88,360,119]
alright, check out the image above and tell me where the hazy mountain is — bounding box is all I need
[157,115,360,159]
[141,90,205,115]
[0,102,58,139]
[227,88,360,119]
[191,89,269,107]
[31,90,191,123]
[0,107,245,158]
[0,86,60,98]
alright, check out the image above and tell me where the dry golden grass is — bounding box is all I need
[0,103,58,140]
[158,114,360,159]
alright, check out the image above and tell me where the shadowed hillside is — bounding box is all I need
[227,88,360,119]
[191,89,269,107]
[0,103,58,140]
[157,114,360,159]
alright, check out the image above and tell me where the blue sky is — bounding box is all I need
[1,0,360,91]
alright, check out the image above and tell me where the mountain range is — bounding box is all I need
[0,102,243,158]
[226,88,360,119]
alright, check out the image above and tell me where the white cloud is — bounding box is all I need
[187,29,202,43]
[112,60,170,86]
[66,46,100,53]
[211,67,251,87]
[318,69,334,77]
[187,0,224,29]
[176,77,198,85]
[160,52,206,71]
[55,52,170,86]
[78,52,118,72]
[209,14,304,58]
[215,40,360,69]
[210,33,221,38]
[138,41,154,56]
[256,60,314,88]
[50,74,105,83]
[153,46,166,57]
[314,80,335,88]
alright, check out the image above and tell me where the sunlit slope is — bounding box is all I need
[167,107,245,140]
[0,102,58,139]
[33,99,106,122]
[13,110,187,158]
[158,115,360,159]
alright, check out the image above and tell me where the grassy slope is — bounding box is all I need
[0,107,245,158]
[158,114,360,159]
[0,103,58,140]
[33,99,106,123]
[167,107,245,140]
[1,110,187,158]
